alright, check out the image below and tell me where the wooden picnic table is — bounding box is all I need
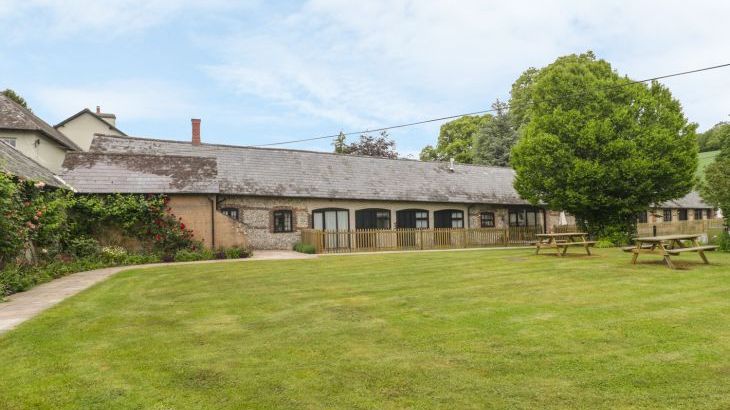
[535,232,595,257]
[626,234,718,269]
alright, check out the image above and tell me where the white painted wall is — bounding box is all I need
[55,112,123,151]
[0,129,68,172]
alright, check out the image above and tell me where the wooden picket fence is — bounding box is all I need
[300,226,544,254]
[637,219,725,237]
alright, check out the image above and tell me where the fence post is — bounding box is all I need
[652,225,657,237]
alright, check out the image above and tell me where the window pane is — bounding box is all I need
[313,212,323,230]
[337,210,349,231]
[325,211,337,231]
[416,219,428,229]
[527,211,536,226]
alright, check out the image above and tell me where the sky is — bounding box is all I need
[1,0,729,158]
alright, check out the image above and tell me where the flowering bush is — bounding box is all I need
[100,246,128,263]
[0,171,198,268]
[68,194,199,255]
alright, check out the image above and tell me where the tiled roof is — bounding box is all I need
[62,134,530,204]
[62,151,218,193]
[0,141,67,188]
[659,191,712,209]
[0,95,81,151]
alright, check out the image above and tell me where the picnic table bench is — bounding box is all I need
[628,234,718,269]
[535,232,595,256]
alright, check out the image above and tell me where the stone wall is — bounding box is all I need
[216,196,548,250]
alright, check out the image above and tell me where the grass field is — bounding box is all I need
[698,150,720,179]
[1,248,730,408]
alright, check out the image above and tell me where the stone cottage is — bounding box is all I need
[60,123,558,250]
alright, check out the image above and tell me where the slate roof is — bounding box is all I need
[659,191,712,209]
[0,94,81,151]
[61,134,530,204]
[0,141,67,188]
[54,108,127,136]
[62,151,218,194]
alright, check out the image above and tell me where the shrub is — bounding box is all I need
[717,231,730,252]
[594,239,614,248]
[66,237,100,258]
[173,249,214,262]
[225,247,241,259]
[293,242,316,254]
[100,246,128,264]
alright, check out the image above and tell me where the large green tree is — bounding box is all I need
[420,114,491,163]
[473,100,518,166]
[510,52,698,237]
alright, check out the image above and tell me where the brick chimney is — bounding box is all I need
[96,106,101,114]
[191,118,201,146]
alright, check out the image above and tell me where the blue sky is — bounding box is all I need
[2,1,730,157]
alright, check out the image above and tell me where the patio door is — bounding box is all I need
[396,209,428,247]
[312,209,349,250]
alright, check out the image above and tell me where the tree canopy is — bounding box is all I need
[419,114,491,163]
[700,134,730,225]
[334,131,398,159]
[1,89,30,111]
[510,52,698,237]
[473,100,518,167]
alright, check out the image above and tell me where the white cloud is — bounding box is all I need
[0,0,244,40]
[203,0,730,132]
[34,79,196,122]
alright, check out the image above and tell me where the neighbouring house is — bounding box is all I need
[0,139,70,189]
[640,191,716,224]
[0,94,81,172]
[60,120,563,250]
[54,106,126,151]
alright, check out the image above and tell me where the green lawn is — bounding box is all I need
[2,249,730,408]
[698,150,720,179]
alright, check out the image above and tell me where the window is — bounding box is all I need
[508,207,543,227]
[220,207,239,220]
[312,208,349,231]
[273,210,293,233]
[480,212,495,228]
[663,209,673,222]
[434,209,464,228]
[396,209,428,229]
[355,209,391,230]
[415,211,429,229]
[694,209,704,220]
[637,211,648,224]
[0,138,15,147]
[678,209,688,221]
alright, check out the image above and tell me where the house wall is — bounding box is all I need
[217,195,548,250]
[0,129,68,172]
[167,194,248,249]
[647,207,716,223]
[55,112,123,151]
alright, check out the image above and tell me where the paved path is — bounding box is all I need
[0,250,316,335]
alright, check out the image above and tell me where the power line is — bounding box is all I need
[253,62,730,147]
